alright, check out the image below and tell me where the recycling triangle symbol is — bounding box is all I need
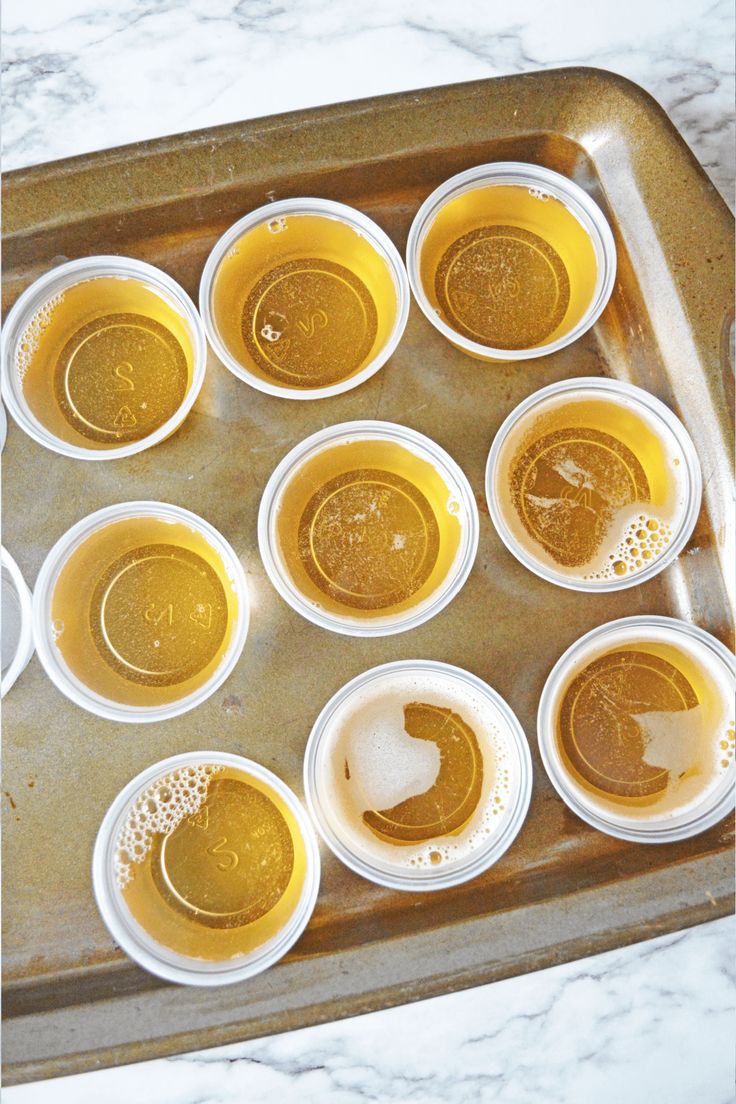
[188,804,209,830]
[114,405,138,428]
[190,603,213,630]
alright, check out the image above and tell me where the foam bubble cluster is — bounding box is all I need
[346,710,440,810]
[14,292,65,380]
[115,764,223,888]
[719,722,736,771]
[585,514,672,581]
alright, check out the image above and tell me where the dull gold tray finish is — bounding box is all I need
[2,68,734,1085]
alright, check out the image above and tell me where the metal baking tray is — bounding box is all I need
[2,67,733,1085]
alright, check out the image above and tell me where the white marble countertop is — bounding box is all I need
[2,1,734,1101]
[6,918,735,1104]
[3,0,734,202]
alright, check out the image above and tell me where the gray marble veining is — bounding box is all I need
[5,917,734,1103]
[2,0,734,203]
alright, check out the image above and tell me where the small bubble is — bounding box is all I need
[613,560,627,576]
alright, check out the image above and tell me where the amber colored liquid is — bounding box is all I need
[118,764,307,961]
[419,185,598,350]
[495,396,686,581]
[324,671,515,872]
[362,702,484,844]
[211,213,398,389]
[555,640,735,816]
[51,516,238,706]
[16,277,194,448]
[274,439,463,618]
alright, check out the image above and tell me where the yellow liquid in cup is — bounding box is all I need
[210,213,398,389]
[494,395,687,582]
[419,184,598,350]
[16,277,194,448]
[116,763,307,961]
[321,671,518,872]
[274,438,462,619]
[360,701,485,844]
[555,639,735,818]
[51,516,238,706]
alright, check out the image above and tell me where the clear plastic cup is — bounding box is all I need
[538,616,735,843]
[485,377,702,592]
[93,752,320,985]
[1,547,34,697]
[258,420,479,636]
[1,256,207,460]
[406,161,616,361]
[199,198,410,400]
[32,501,249,722]
[304,659,533,891]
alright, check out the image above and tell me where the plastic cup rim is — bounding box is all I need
[484,376,703,592]
[537,614,736,843]
[257,419,480,637]
[405,161,617,360]
[1,546,35,697]
[31,500,250,723]
[303,658,533,891]
[0,255,208,461]
[198,196,411,400]
[92,751,321,986]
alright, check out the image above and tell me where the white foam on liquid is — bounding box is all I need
[322,670,518,872]
[343,700,440,811]
[554,627,735,825]
[114,764,223,888]
[637,705,705,776]
[584,511,674,581]
[14,292,65,381]
[499,391,690,584]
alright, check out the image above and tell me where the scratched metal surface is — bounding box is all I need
[2,68,734,1084]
